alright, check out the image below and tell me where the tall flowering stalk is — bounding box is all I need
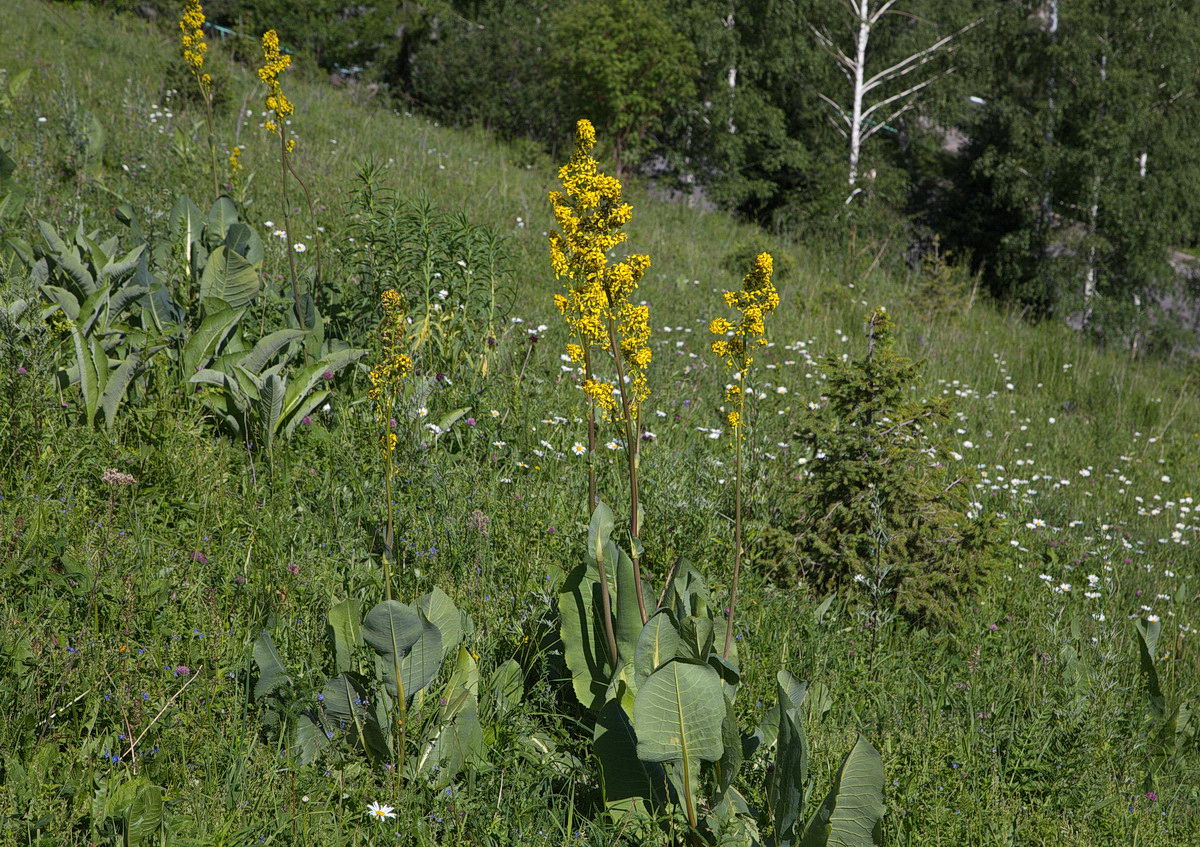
[179,0,219,199]
[709,252,778,658]
[368,288,414,780]
[369,289,414,599]
[549,118,653,649]
[257,30,304,326]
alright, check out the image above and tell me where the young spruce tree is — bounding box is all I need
[757,307,1001,627]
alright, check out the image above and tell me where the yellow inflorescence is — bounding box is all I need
[549,119,652,420]
[258,30,294,144]
[369,290,414,461]
[710,252,779,436]
[228,145,242,172]
[179,0,212,97]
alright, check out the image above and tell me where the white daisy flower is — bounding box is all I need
[366,801,396,821]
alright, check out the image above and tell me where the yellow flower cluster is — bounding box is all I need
[228,145,242,173]
[710,252,779,435]
[549,119,652,420]
[369,290,414,458]
[179,0,212,97]
[258,30,294,140]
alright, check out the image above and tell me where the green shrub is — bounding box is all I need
[754,307,1003,627]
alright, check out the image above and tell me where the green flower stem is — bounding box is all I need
[278,127,303,331]
[582,347,618,666]
[606,319,648,626]
[723,392,744,659]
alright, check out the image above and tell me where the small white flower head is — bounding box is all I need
[571,442,586,456]
[366,801,396,821]
[490,409,500,418]
[417,407,429,418]
[293,243,307,253]
[776,385,788,395]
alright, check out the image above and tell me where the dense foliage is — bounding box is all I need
[755,308,1003,627]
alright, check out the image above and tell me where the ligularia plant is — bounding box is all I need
[709,251,779,659]
[178,0,219,199]
[549,122,885,845]
[549,117,652,628]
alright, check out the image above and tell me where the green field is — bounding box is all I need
[1,1,1198,844]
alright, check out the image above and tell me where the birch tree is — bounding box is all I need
[811,1,977,204]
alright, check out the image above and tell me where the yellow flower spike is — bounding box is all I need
[258,29,294,139]
[548,119,652,421]
[709,252,778,439]
[179,0,209,86]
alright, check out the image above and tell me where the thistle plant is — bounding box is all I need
[549,118,652,638]
[708,252,778,658]
[178,0,219,199]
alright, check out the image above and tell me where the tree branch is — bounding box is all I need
[862,19,978,95]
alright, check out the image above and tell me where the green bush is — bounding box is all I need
[754,307,1003,627]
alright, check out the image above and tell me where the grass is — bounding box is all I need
[1,1,1199,844]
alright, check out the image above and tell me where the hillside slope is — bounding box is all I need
[1,1,1198,845]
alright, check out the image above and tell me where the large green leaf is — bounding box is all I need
[252,631,291,701]
[770,672,810,846]
[327,598,363,675]
[258,372,285,447]
[282,389,329,436]
[40,220,94,294]
[588,500,616,565]
[239,328,306,375]
[634,659,725,765]
[98,242,145,283]
[799,735,885,847]
[292,711,331,765]
[559,562,611,712]
[104,778,163,845]
[362,600,443,701]
[206,197,239,247]
[489,659,523,717]
[200,245,260,310]
[99,352,141,430]
[418,586,464,659]
[280,347,366,422]
[182,307,244,375]
[1135,617,1164,717]
[320,673,375,756]
[635,611,680,684]
[224,221,265,265]
[40,285,80,321]
[169,194,205,273]
[614,543,642,659]
[595,687,666,818]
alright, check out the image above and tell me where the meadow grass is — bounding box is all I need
[1,1,1198,844]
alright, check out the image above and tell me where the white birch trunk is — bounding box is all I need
[847,0,871,193]
[812,1,977,205]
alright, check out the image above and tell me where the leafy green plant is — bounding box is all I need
[560,504,885,844]
[346,167,512,378]
[253,587,506,787]
[754,307,1003,627]
[0,141,29,271]
[190,339,364,449]
[1134,616,1198,792]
